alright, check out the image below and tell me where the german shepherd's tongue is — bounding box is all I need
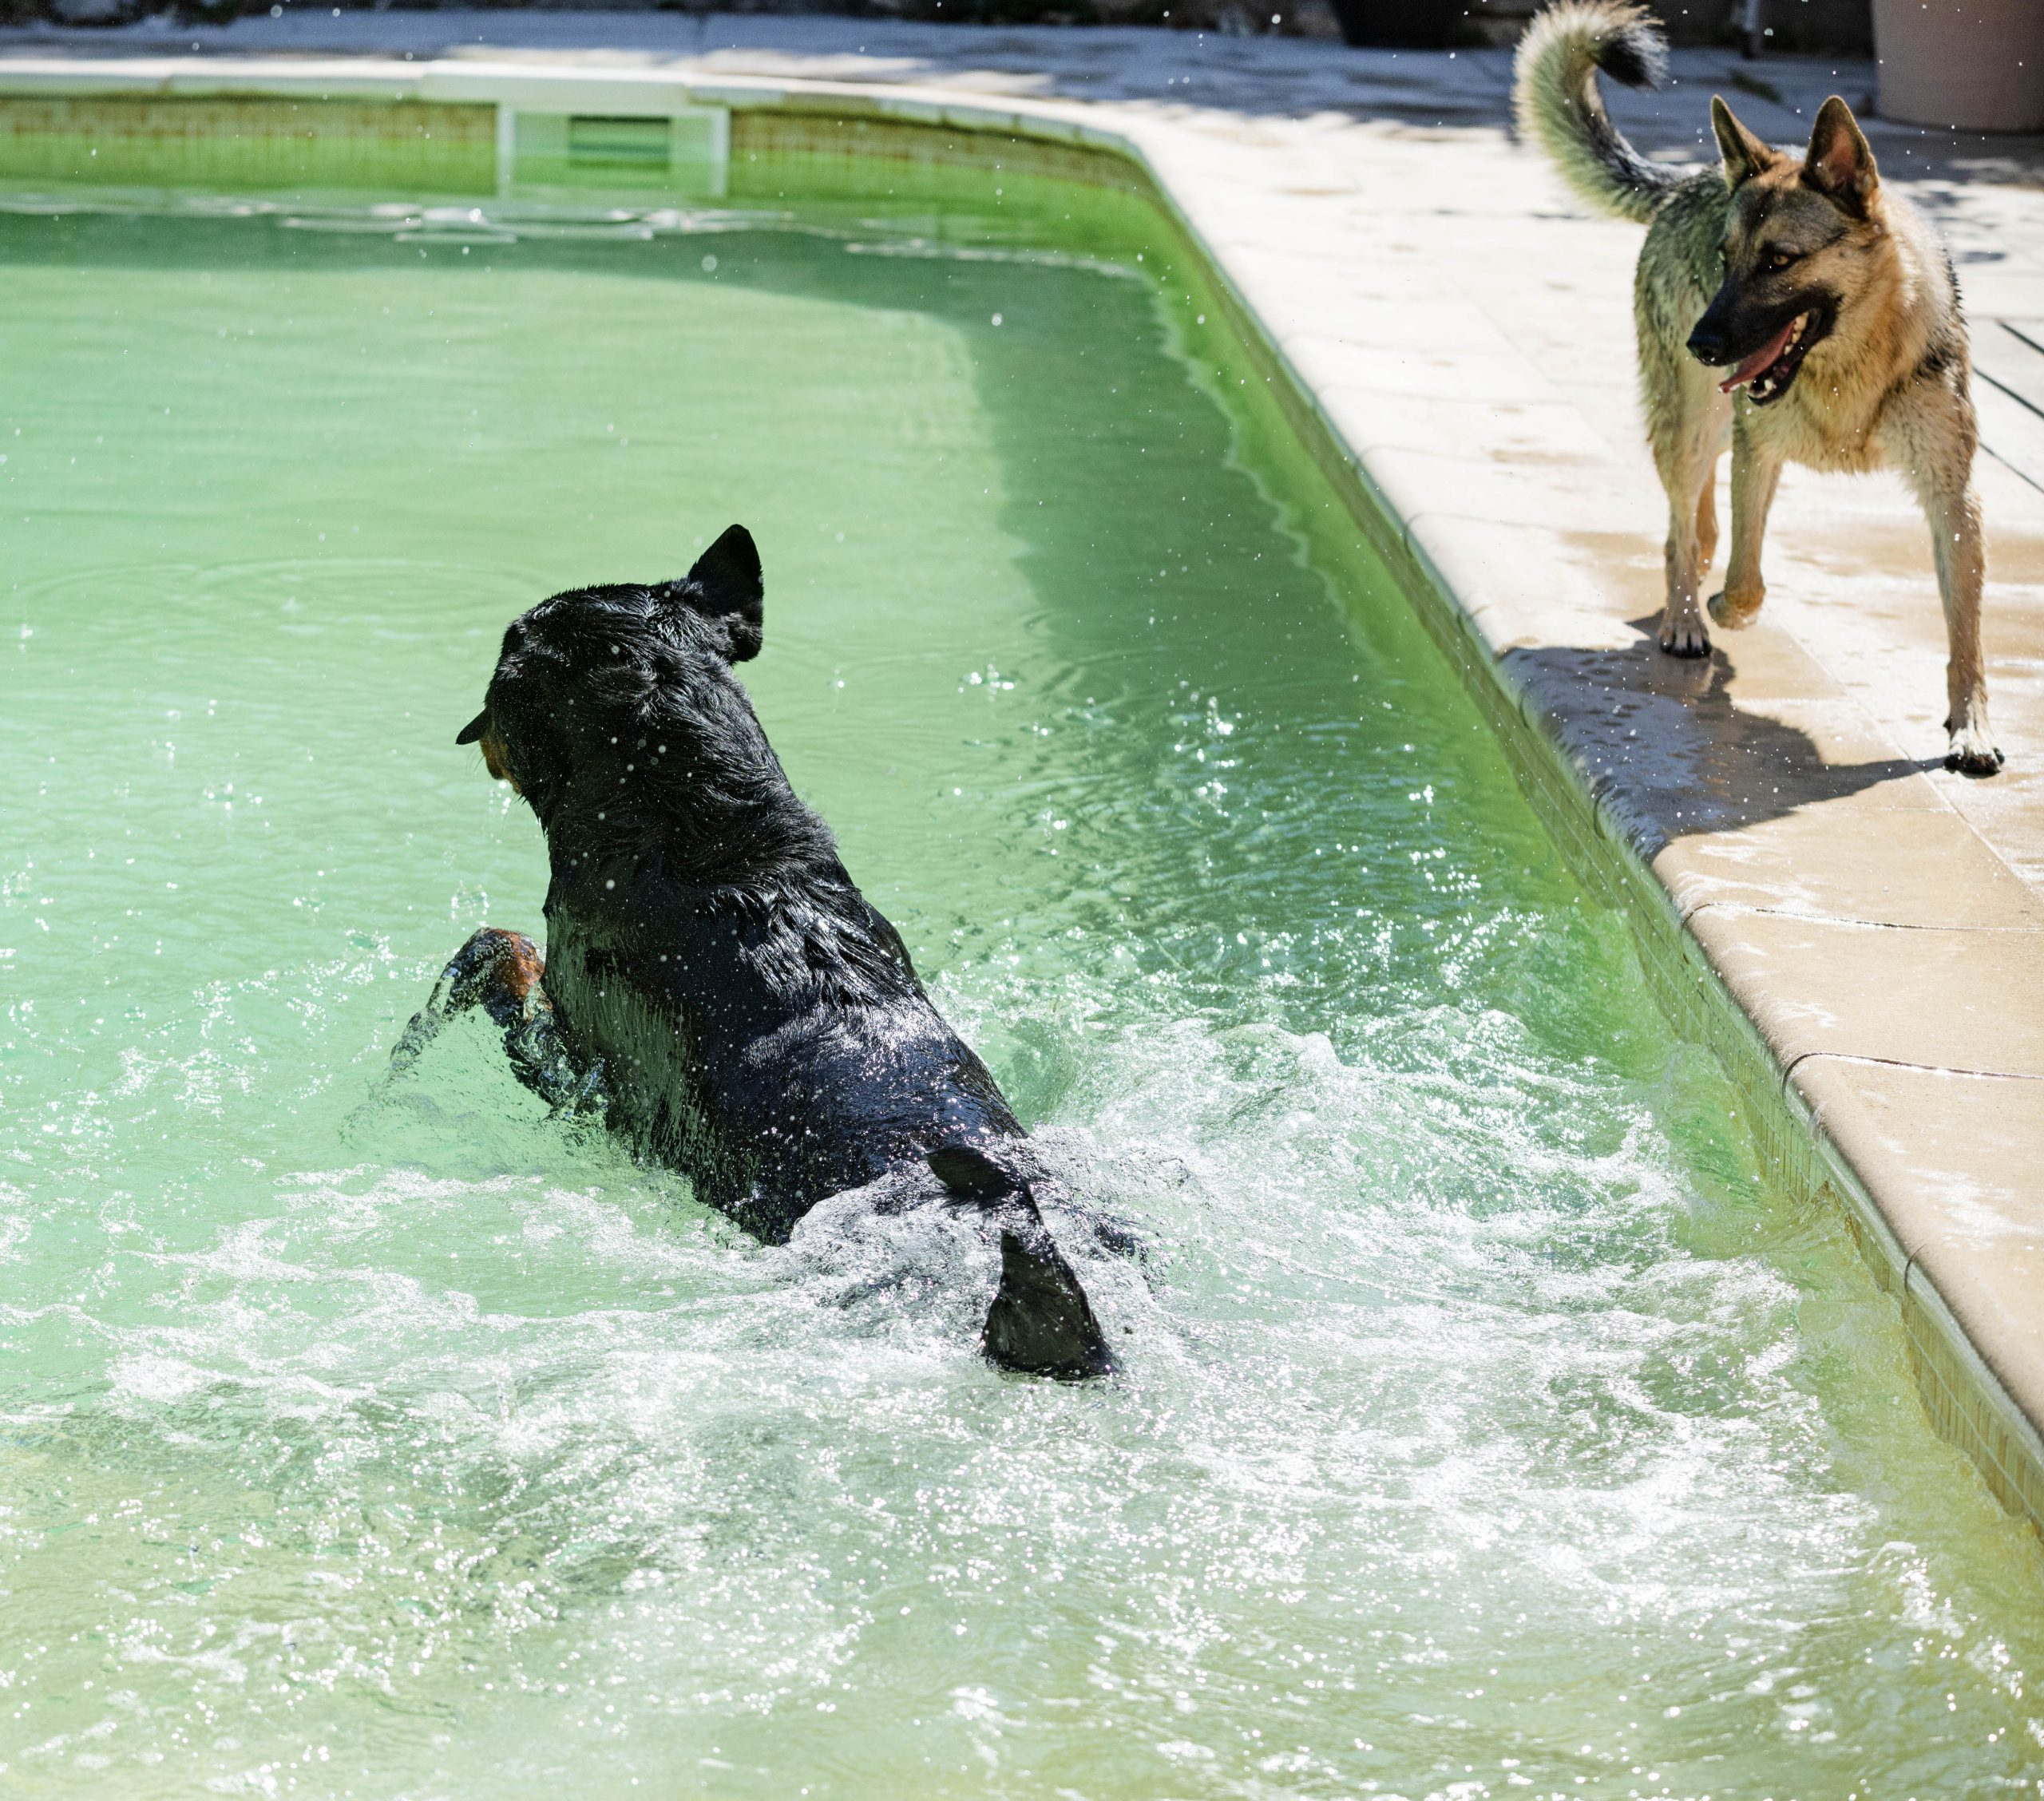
[1719,318,1798,393]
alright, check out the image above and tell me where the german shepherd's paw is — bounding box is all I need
[1658,617,1713,659]
[1706,588,1764,631]
[1943,725,2006,778]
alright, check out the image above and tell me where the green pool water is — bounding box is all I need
[3,154,2043,1800]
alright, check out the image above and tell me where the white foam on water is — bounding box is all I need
[6,942,2038,1794]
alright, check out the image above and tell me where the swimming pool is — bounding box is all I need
[3,133,2042,1797]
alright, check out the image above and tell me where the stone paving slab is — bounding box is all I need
[4,15,2044,1526]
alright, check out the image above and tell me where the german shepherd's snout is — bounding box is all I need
[1515,0,2002,775]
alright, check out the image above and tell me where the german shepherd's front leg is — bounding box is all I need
[1927,477,2000,775]
[392,927,607,1113]
[1646,354,1729,659]
[1890,390,2001,776]
[1658,479,1714,657]
[1709,417,1782,631]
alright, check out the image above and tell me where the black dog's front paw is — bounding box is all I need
[390,927,547,1077]
[439,927,545,1023]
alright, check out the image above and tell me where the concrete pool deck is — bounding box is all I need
[6,14,2044,1529]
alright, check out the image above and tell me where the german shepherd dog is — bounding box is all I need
[1514,0,2002,774]
[393,525,1115,1378]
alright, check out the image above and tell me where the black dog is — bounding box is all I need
[394,525,1113,1378]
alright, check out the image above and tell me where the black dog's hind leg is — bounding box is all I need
[392,928,606,1115]
[928,1146,1115,1379]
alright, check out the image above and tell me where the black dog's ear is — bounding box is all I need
[1711,95,1778,189]
[1801,94,1878,216]
[672,524,763,662]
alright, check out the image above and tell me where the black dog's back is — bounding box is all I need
[399,525,1114,1378]
[538,848,1023,1242]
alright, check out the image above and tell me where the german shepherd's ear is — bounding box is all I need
[667,524,763,663]
[1710,96,1778,189]
[1801,95,1878,216]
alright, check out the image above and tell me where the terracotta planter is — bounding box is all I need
[1872,0,2044,131]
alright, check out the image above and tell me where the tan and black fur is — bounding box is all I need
[1514,0,2001,774]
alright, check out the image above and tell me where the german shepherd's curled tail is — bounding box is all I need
[1511,0,1673,226]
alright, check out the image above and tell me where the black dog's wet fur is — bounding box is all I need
[399,525,1114,1379]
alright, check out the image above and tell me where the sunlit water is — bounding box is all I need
[3,178,2042,1800]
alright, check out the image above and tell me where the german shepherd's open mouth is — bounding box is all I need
[1716,302,1835,406]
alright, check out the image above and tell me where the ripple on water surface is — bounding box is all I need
[1,198,2041,1799]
